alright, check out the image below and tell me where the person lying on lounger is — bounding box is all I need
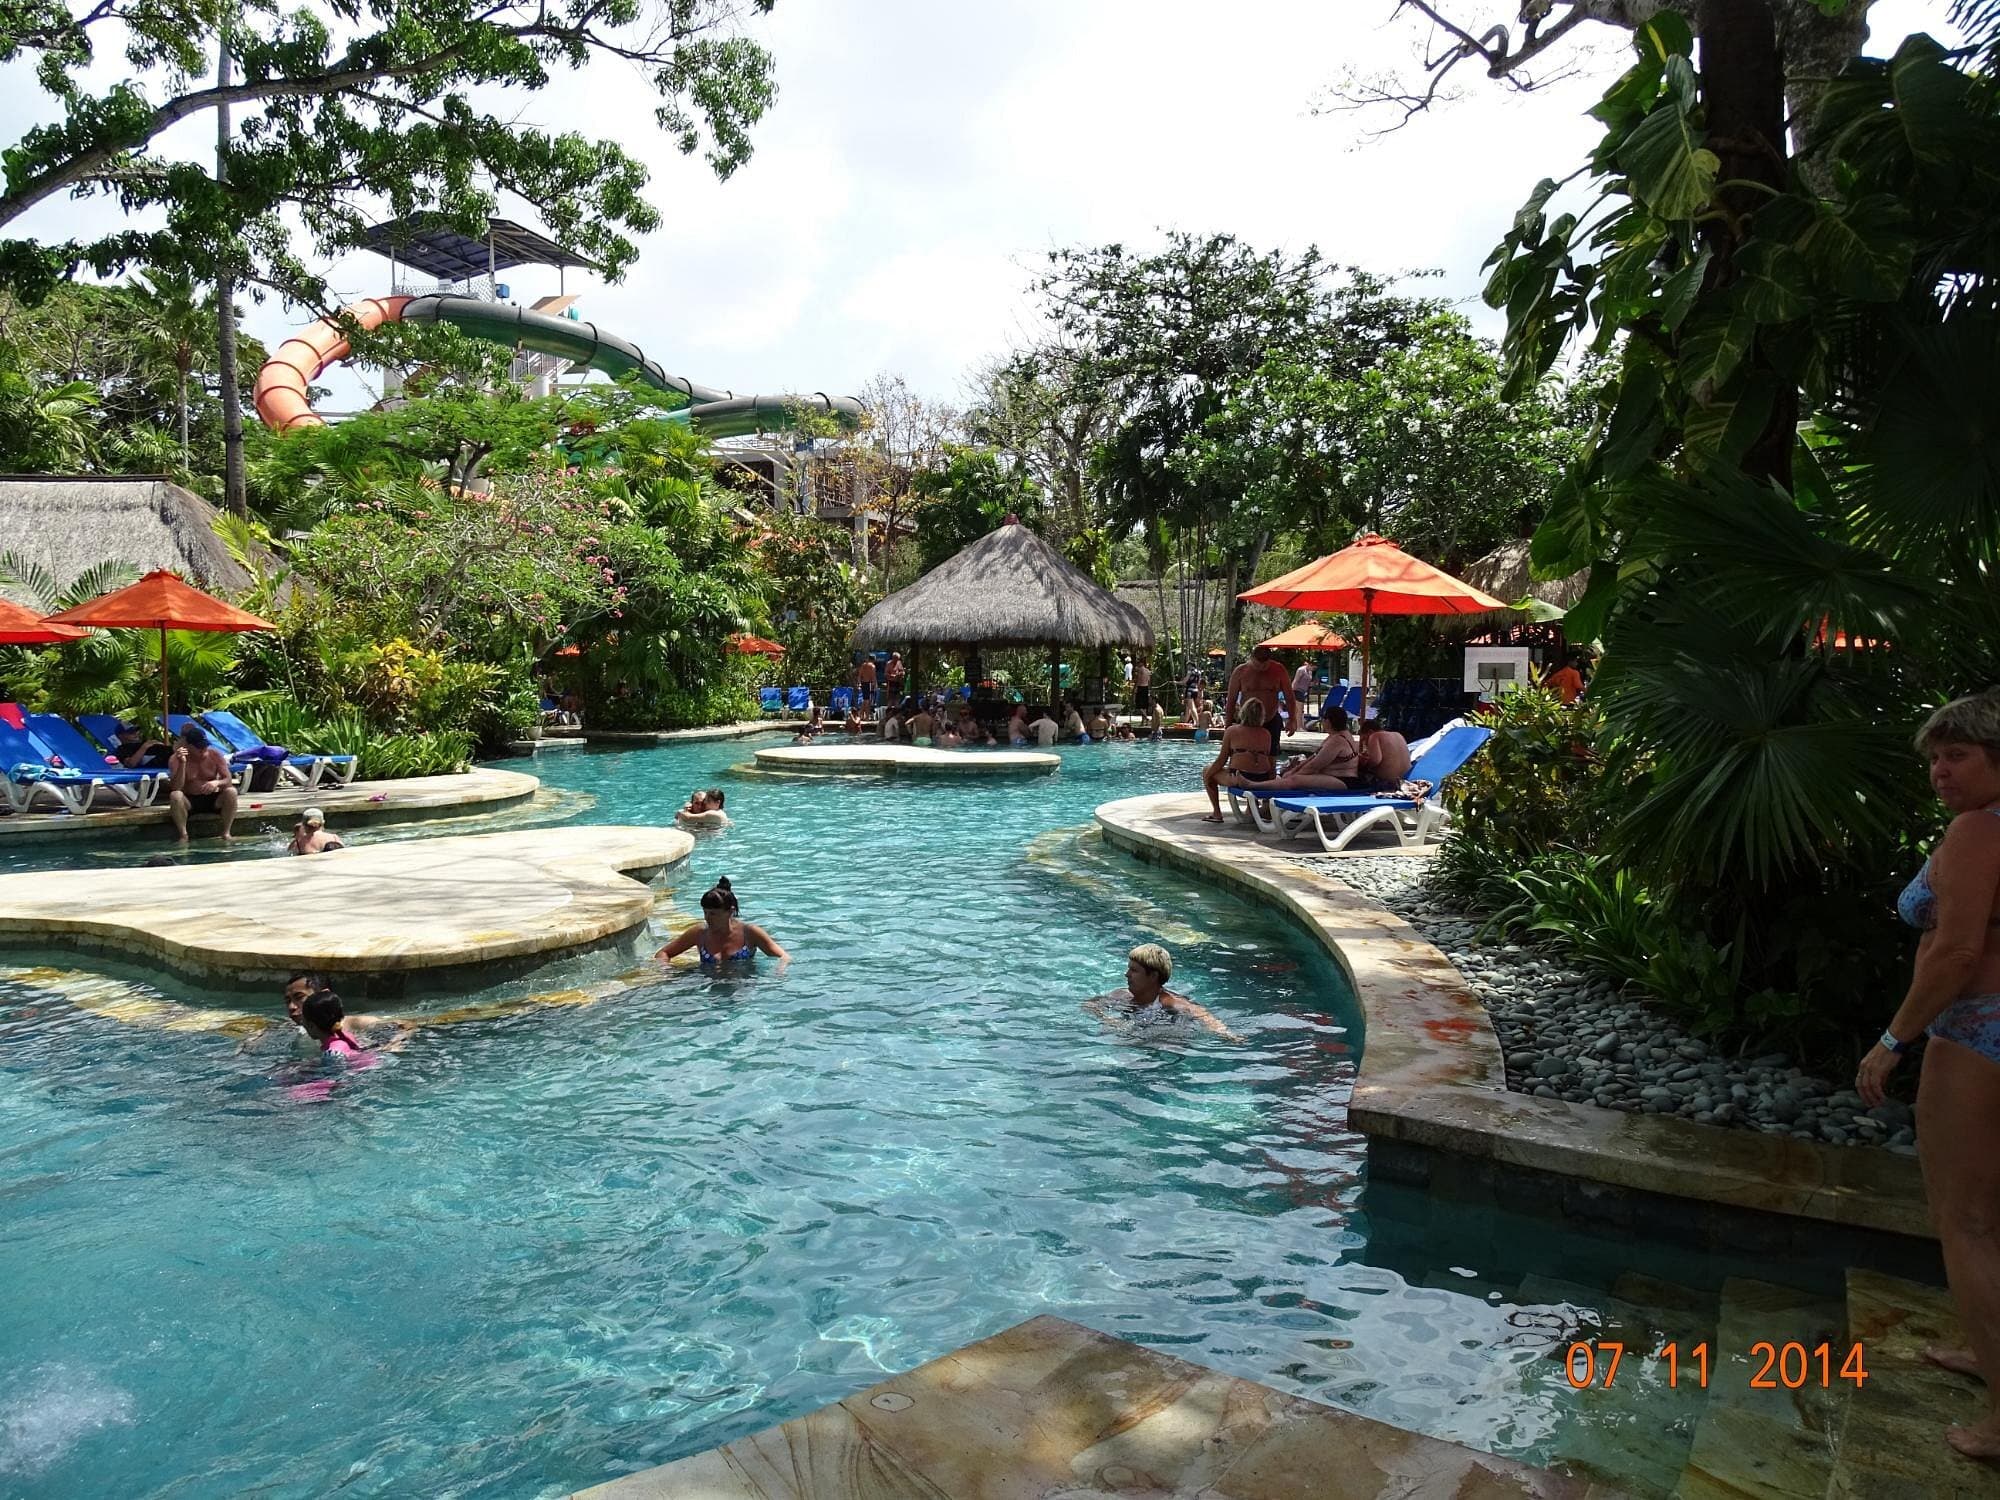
[1260,708,1361,793]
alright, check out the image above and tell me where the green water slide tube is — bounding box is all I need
[401,295,865,438]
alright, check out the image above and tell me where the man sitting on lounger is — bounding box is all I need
[1254,707,1359,796]
[168,723,237,843]
[1351,718,1413,792]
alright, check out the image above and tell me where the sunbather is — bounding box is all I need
[112,720,171,769]
[1201,700,1276,822]
[168,723,237,843]
[1261,708,1361,793]
[1352,718,1413,792]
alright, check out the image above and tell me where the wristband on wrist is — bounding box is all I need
[1879,1028,1909,1054]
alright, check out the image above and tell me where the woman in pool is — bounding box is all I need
[1858,690,2000,1461]
[657,877,790,970]
[1089,943,1236,1038]
[676,788,730,829]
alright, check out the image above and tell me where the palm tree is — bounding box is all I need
[127,269,213,459]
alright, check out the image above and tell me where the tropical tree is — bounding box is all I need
[128,269,214,457]
[0,0,780,304]
[1475,1,2000,1029]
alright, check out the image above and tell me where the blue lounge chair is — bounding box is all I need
[0,716,163,814]
[829,687,853,715]
[785,686,810,714]
[198,709,358,788]
[759,687,783,716]
[1231,725,1493,853]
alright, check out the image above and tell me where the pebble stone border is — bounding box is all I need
[1318,855,1918,1155]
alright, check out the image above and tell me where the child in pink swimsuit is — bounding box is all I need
[288,990,378,1101]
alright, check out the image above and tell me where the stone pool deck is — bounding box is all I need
[1094,792,1937,1261]
[0,824,689,989]
[575,1315,1609,1499]
[753,743,1060,775]
[0,767,540,844]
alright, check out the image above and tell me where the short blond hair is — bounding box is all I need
[1129,943,1173,983]
[1237,698,1266,727]
[1915,690,2000,759]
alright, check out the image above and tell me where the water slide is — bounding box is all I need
[253,295,864,438]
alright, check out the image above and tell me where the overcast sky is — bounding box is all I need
[2,0,1962,411]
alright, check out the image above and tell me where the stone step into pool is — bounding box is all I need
[574,1314,1613,1499]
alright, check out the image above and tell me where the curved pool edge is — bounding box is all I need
[0,766,543,845]
[1093,792,1937,1249]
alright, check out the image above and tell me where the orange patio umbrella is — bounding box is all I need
[728,633,786,657]
[45,570,275,724]
[0,598,89,644]
[1239,534,1507,708]
[1257,621,1348,652]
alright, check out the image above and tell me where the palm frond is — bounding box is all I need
[57,561,139,611]
[0,552,59,611]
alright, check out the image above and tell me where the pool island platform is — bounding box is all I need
[0,824,690,991]
[576,1314,1609,1499]
[752,742,1060,775]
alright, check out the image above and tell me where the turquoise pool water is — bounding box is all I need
[0,739,1823,1497]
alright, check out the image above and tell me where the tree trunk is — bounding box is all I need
[215,31,247,515]
[177,367,189,456]
[1697,0,1794,488]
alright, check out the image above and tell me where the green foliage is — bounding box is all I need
[247,702,473,778]
[0,280,264,485]
[0,0,778,304]
[754,512,874,691]
[910,444,1044,573]
[1464,8,2000,1053]
[1438,689,1621,866]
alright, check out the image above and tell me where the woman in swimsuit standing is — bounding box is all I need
[1858,690,2000,1462]
[658,877,790,970]
[1200,700,1276,822]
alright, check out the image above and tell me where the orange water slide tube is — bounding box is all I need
[252,297,411,434]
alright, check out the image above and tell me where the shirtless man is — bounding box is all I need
[853,653,878,708]
[167,723,238,842]
[908,704,935,744]
[1225,645,1293,762]
[1029,709,1059,747]
[1201,700,1276,821]
[1088,943,1236,1038]
[1354,718,1413,792]
[1263,708,1361,792]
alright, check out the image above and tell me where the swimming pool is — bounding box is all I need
[0,738,1828,1496]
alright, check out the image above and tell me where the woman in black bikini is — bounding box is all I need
[1201,700,1276,822]
[657,877,790,970]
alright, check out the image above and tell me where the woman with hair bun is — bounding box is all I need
[657,876,790,970]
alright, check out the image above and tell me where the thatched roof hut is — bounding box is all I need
[855,517,1154,651]
[0,476,278,604]
[1456,537,1590,621]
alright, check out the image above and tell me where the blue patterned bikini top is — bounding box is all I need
[1898,809,2000,929]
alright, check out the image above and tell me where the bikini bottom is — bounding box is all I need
[1929,993,2000,1065]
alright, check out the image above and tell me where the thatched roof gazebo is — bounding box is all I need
[854,516,1153,707]
[1457,537,1590,621]
[0,476,282,604]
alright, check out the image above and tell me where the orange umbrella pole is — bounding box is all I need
[1360,594,1374,721]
